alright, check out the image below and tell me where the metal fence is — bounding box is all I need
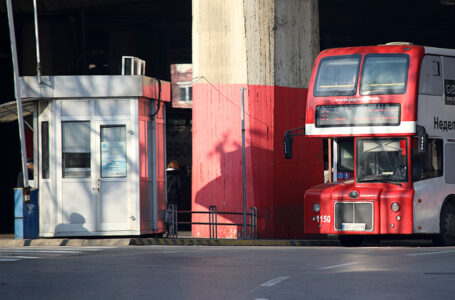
[165,205,257,239]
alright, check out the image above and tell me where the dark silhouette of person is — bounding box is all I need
[167,160,182,207]
[17,158,34,188]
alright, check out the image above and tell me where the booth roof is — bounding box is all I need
[0,75,171,123]
[0,99,35,123]
[18,75,170,101]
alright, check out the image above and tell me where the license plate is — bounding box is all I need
[342,223,366,231]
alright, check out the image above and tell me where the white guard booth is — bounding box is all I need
[19,75,169,237]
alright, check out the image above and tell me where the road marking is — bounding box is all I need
[0,256,39,259]
[0,258,20,262]
[0,247,113,264]
[406,250,455,256]
[260,276,290,287]
[319,262,363,270]
[0,250,82,254]
[0,247,111,252]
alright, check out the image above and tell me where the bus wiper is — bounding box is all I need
[358,178,402,186]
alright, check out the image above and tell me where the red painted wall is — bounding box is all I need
[272,87,324,238]
[192,83,323,239]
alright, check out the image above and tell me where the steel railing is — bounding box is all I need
[165,205,257,239]
[165,204,178,238]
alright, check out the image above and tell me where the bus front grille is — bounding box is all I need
[334,202,373,231]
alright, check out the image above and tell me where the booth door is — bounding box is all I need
[57,120,133,234]
[94,121,133,232]
[58,121,96,234]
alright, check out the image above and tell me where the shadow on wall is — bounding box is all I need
[192,122,324,239]
[54,213,90,236]
[192,134,323,239]
[193,130,275,239]
[191,84,324,239]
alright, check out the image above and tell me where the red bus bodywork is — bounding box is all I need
[306,45,425,137]
[303,45,425,235]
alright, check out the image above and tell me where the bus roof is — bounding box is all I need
[318,45,422,56]
[424,46,455,57]
[318,44,455,57]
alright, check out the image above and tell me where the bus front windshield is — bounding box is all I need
[360,54,409,95]
[356,138,408,183]
[314,55,361,97]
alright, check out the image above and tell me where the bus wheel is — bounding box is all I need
[339,235,364,247]
[434,202,455,246]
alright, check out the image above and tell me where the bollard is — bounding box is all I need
[14,188,39,239]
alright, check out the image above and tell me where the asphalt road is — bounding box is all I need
[0,245,454,300]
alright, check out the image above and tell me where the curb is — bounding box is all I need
[130,238,340,247]
[0,238,435,248]
[0,238,339,247]
[0,238,132,247]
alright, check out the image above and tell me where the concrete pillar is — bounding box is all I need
[193,0,319,86]
[273,0,319,88]
[192,0,322,239]
[192,0,248,84]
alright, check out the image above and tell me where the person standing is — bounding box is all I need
[17,158,34,188]
[167,160,182,206]
[166,160,182,237]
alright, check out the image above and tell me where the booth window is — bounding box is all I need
[62,121,91,178]
[100,125,127,178]
[41,121,49,179]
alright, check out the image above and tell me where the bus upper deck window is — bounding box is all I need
[314,55,361,97]
[360,54,409,95]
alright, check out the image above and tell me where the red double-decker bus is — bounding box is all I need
[285,43,455,245]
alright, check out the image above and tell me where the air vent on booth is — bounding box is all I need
[122,56,146,75]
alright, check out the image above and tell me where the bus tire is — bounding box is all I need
[434,201,455,246]
[339,235,364,247]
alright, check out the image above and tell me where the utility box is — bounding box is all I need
[17,75,170,237]
[14,188,39,239]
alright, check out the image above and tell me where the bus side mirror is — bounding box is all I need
[283,131,294,159]
[416,125,428,154]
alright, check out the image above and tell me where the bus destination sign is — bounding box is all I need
[315,103,400,127]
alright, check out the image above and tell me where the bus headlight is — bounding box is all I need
[313,203,321,213]
[391,202,400,212]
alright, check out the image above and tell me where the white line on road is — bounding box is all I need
[0,250,82,254]
[0,256,40,259]
[0,247,112,253]
[406,251,455,256]
[0,258,20,262]
[260,276,290,287]
[319,262,363,270]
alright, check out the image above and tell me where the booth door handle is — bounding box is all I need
[92,179,101,192]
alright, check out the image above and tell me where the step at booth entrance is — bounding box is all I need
[17,75,170,237]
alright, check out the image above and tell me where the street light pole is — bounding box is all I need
[241,88,247,239]
[6,0,29,190]
[33,0,42,82]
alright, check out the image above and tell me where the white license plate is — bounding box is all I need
[342,223,366,231]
